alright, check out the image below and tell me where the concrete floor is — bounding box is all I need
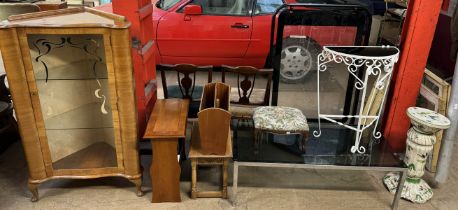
[1,136,458,210]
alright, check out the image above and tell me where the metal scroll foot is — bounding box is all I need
[27,183,39,202]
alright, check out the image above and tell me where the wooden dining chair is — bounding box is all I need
[221,65,273,115]
[221,65,273,137]
[157,64,213,118]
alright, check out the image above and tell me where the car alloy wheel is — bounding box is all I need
[280,45,313,83]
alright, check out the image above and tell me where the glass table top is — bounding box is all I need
[234,123,404,168]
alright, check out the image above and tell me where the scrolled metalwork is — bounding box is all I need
[32,36,108,115]
[314,46,400,154]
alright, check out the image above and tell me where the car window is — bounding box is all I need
[255,0,284,14]
[184,0,251,16]
[158,0,181,10]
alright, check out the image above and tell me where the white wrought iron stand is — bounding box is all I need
[313,46,400,154]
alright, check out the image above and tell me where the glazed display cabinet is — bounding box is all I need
[0,8,142,201]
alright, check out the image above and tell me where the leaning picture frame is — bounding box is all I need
[416,68,451,172]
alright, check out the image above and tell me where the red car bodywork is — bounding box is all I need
[97,1,357,68]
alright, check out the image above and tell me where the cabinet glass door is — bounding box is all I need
[28,34,117,170]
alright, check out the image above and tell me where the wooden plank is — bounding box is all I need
[16,28,54,176]
[53,167,120,177]
[110,28,140,176]
[195,109,232,156]
[0,28,47,180]
[151,139,181,202]
[143,99,189,139]
[35,1,68,11]
[195,191,224,198]
[101,29,124,173]
[189,124,232,158]
[4,7,129,29]
[215,83,230,111]
[420,69,451,172]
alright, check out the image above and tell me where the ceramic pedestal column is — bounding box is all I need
[384,107,450,203]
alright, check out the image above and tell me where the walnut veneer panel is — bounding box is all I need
[144,99,189,139]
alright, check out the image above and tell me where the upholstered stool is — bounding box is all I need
[252,106,309,152]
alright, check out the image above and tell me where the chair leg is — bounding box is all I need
[234,119,239,140]
[222,160,228,199]
[233,119,239,160]
[191,159,197,199]
[254,129,261,154]
[300,133,307,152]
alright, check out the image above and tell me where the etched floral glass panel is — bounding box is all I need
[28,34,117,169]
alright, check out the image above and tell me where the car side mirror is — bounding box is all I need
[183,5,202,16]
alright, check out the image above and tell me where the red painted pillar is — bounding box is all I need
[383,0,443,151]
[111,0,157,135]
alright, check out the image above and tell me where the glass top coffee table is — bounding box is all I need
[232,123,407,210]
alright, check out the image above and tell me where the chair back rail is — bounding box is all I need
[158,63,212,101]
[221,65,273,106]
[157,64,212,118]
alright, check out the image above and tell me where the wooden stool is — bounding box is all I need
[189,116,232,199]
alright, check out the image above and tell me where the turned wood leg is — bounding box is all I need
[27,182,39,202]
[300,133,307,152]
[191,159,197,199]
[129,178,144,197]
[222,160,228,199]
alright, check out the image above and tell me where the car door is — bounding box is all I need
[156,0,253,58]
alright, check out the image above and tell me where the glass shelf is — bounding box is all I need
[52,142,117,169]
[234,123,403,168]
[33,60,108,81]
[43,102,113,130]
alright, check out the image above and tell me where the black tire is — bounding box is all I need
[279,37,321,83]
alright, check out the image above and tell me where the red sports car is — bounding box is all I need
[99,0,360,82]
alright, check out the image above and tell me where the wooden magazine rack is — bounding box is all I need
[190,82,232,198]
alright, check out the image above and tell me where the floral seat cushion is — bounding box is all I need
[253,106,309,133]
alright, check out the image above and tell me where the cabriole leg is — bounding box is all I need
[130,178,144,197]
[27,182,39,202]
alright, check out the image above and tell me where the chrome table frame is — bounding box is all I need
[232,161,407,210]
